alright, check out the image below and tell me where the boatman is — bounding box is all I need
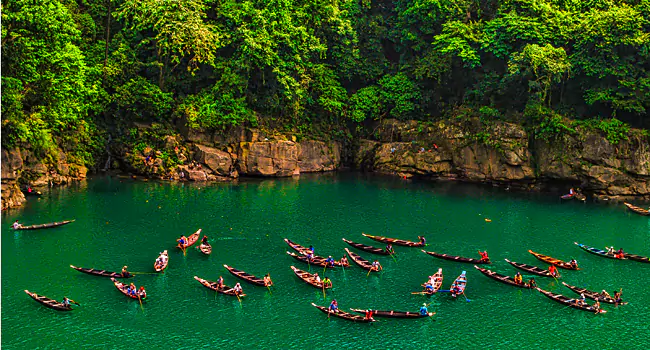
[177,235,187,248]
[418,236,426,246]
[386,244,394,255]
[201,235,209,245]
[12,220,22,230]
[263,273,273,287]
[340,255,349,267]
[328,299,338,313]
[593,300,601,314]
[371,260,383,272]
[423,282,435,294]
[325,256,335,267]
[217,276,224,289]
[121,266,131,278]
[548,265,559,278]
[478,250,490,263]
[322,276,332,288]
[569,259,578,269]
[513,271,523,284]
[419,303,429,316]
[364,309,374,321]
[62,297,71,307]
[527,278,537,288]
[137,286,147,299]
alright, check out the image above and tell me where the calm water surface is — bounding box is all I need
[2,173,649,349]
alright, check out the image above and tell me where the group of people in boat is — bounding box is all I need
[606,247,625,259]
[154,251,169,269]
[126,282,147,299]
[513,272,537,287]
[311,273,333,288]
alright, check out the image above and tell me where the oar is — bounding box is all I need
[69,299,81,306]
[266,285,272,295]
[322,283,326,300]
[462,292,471,302]
[366,268,373,277]
[138,294,144,311]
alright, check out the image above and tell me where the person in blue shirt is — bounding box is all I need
[325,256,335,267]
[328,299,338,313]
[419,303,429,316]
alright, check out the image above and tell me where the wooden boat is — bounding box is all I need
[24,290,73,311]
[528,250,579,270]
[561,193,586,201]
[344,248,380,272]
[574,242,626,260]
[624,202,650,216]
[14,219,75,231]
[350,308,433,318]
[110,278,146,300]
[290,266,332,289]
[193,276,246,297]
[177,229,201,250]
[536,287,606,313]
[198,242,212,255]
[422,268,444,293]
[362,233,425,247]
[449,271,467,298]
[561,282,622,304]
[311,303,375,322]
[286,251,341,268]
[474,266,533,289]
[22,188,42,196]
[342,238,392,255]
[284,238,312,254]
[70,265,133,278]
[154,251,169,272]
[504,259,557,277]
[421,250,490,264]
[623,252,650,263]
[224,265,266,286]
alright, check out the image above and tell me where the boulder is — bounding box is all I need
[194,144,234,177]
[238,141,299,177]
[298,141,341,173]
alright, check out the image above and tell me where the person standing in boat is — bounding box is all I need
[513,272,523,284]
[263,273,273,287]
[12,220,22,230]
[478,250,490,263]
[121,266,131,278]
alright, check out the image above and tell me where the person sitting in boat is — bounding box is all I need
[308,245,315,254]
[569,188,575,196]
[313,273,321,283]
[217,276,224,289]
[614,289,623,305]
[364,309,374,321]
[137,286,146,299]
[450,285,461,297]
[423,282,435,294]
[305,252,315,263]
[593,300,601,314]
[322,276,332,288]
[121,266,131,278]
[12,220,22,230]
[600,290,611,299]
[418,236,426,245]
[513,272,523,284]
[569,259,578,269]
[575,293,586,306]
[328,299,338,313]
[527,278,537,288]
[548,265,559,277]
[232,283,243,295]
[263,273,273,287]
[606,246,615,255]
[62,297,71,307]
[325,256,335,267]
[615,248,625,259]
[478,250,490,263]
[340,255,349,267]
[385,244,394,255]
[177,235,187,247]
[201,235,209,245]
[161,250,168,262]
[419,303,429,316]
[128,283,137,296]
[371,260,383,271]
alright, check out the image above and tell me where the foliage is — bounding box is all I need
[574,118,630,145]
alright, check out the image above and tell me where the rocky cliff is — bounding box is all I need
[354,119,650,201]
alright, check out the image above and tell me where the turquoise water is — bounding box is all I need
[2,173,649,349]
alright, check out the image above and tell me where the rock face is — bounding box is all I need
[354,119,649,200]
[237,141,299,176]
[1,147,88,210]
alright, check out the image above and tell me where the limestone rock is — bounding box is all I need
[194,144,234,177]
[237,141,299,177]
[298,141,341,173]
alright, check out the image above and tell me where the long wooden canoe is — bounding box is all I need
[14,219,75,231]
[362,233,425,247]
[561,282,622,304]
[70,265,133,278]
[193,276,246,297]
[311,303,375,322]
[421,250,490,264]
[574,242,626,260]
[536,287,606,313]
[284,238,312,255]
[624,202,650,216]
[178,229,201,249]
[623,252,650,263]
[350,308,433,318]
[290,266,332,289]
[224,265,266,286]
[24,290,73,311]
[342,238,392,255]
[504,259,557,277]
[286,251,337,268]
[110,278,146,300]
[474,266,533,289]
[449,271,467,298]
[344,248,380,272]
[528,250,579,270]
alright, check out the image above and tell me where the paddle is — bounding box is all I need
[67,298,80,306]
[138,294,144,311]
[267,285,273,295]
[462,292,471,302]
[322,283,326,300]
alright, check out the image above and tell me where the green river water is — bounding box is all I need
[2,173,649,349]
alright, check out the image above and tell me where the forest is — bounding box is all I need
[2,0,649,169]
